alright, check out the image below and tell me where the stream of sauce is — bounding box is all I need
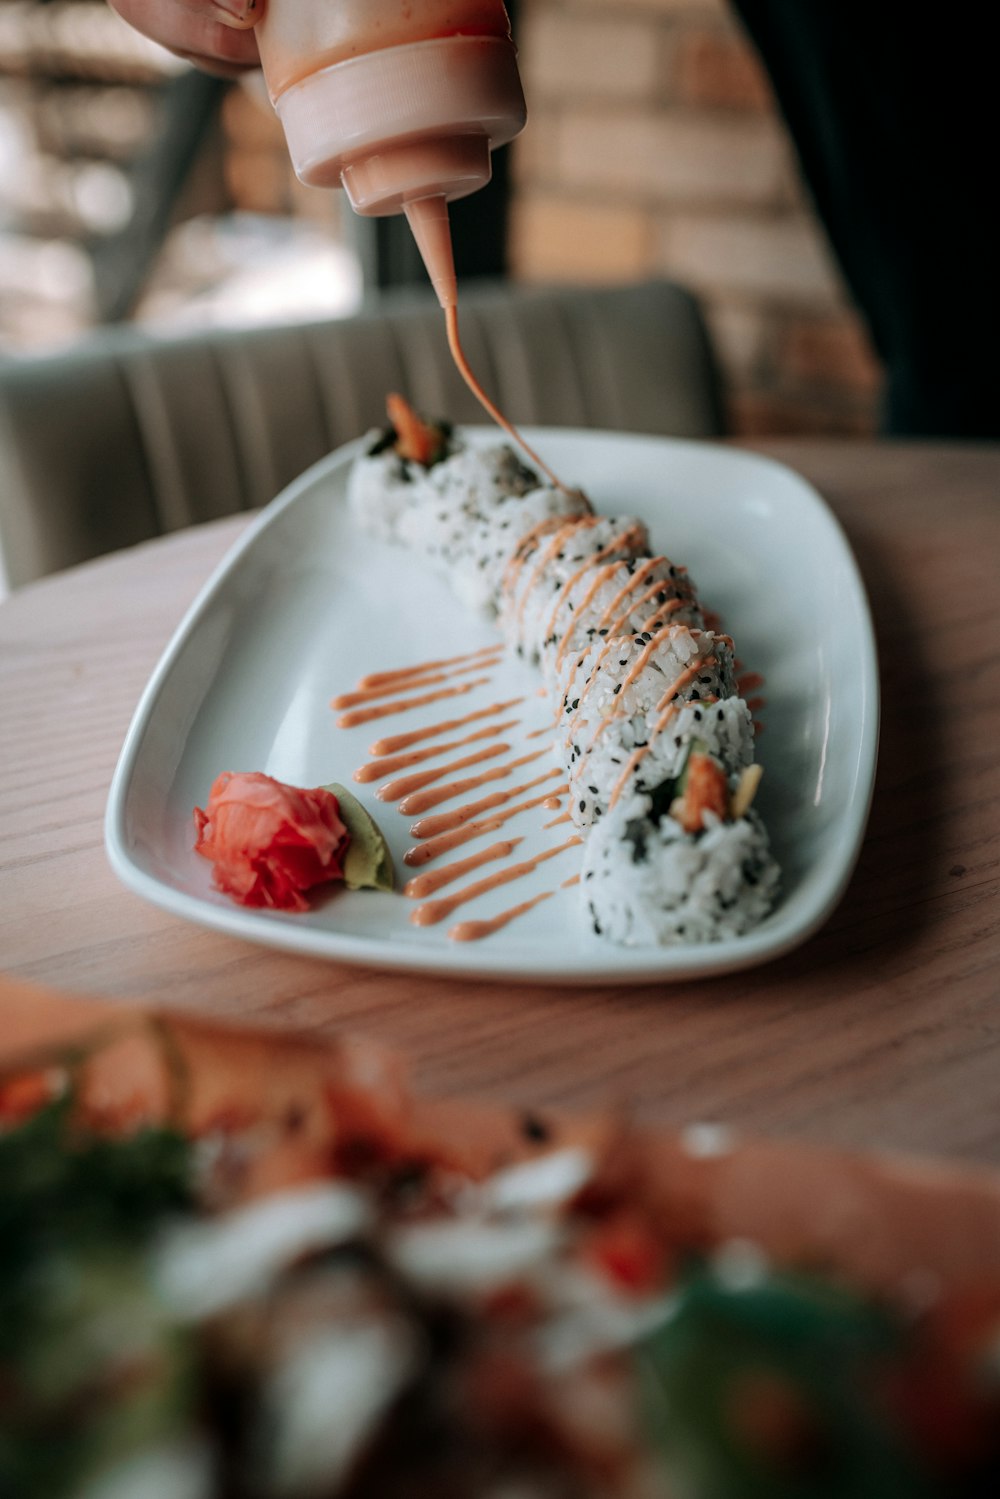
[445,305,578,499]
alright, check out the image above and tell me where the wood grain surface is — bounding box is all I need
[2,442,998,1163]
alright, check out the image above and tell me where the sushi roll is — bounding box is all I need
[555,626,737,738]
[582,757,780,945]
[537,552,704,693]
[347,394,460,542]
[564,695,756,831]
[395,441,543,571]
[453,484,593,615]
[501,515,650,661]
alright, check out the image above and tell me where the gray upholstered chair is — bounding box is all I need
[0,280,723,589]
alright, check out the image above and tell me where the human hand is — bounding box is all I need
[107,0,263,77]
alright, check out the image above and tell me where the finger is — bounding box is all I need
[108,1,262,69]
[174,0,264,31]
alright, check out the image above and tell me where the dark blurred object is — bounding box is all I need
[89,68,225,322]
[0,278,724,588]
[730,0,998,439]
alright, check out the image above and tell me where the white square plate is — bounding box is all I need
[106,430,878,985]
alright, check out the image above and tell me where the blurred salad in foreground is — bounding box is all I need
[1,994,999,1499]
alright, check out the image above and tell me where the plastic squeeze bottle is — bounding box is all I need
[253,0,526,311]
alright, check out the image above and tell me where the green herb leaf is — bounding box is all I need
[639,1268,927,1499]
[0,1100,198,1498]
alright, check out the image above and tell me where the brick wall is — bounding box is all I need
[510,0,882,436]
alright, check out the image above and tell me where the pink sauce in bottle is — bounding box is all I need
[257,2,577,490]
[256,1,522,308]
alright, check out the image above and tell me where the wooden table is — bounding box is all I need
[2,441,998,1164]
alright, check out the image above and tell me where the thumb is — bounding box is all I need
[189,0,264,30]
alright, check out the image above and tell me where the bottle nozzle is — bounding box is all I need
[404,196,458,310]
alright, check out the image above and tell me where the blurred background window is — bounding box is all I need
[0,0,365,351]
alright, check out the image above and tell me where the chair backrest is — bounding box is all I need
[0,280,724,589]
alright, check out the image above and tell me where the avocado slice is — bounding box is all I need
[323,784,395,893]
